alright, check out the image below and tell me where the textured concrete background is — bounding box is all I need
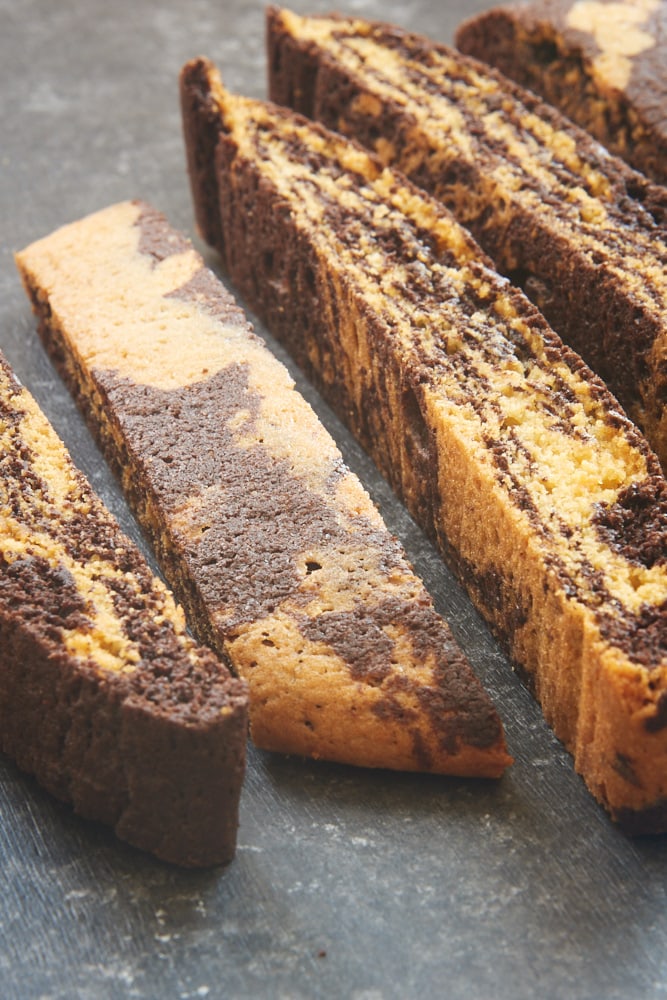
[0,1,666,997]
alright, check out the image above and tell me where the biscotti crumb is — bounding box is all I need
[455,0,667,186]
[179,57,667,831]
[266,7,667,474]
[16,200,511,780]
[0,350,247,867]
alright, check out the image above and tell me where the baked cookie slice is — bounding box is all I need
[16,200,511,779]
[179,58,667,831]
[455,0,667,186]
[0,351,247,867]
[265,7,667,471]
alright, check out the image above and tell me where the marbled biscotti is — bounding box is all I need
[0,351,247,867]
[16,200,511,779]
[456,0,667,185]
[266,7,667,472]
[180,58,667,830]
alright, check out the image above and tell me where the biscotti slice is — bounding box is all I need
[265,8,667,472]
[179,58,667,831]
[15,200,511,779]
[455,0,667,186]
[0,350,247,867]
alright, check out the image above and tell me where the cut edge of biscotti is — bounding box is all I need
[0,349,248,867]
[454,0,667,186]
[264,6,667,476]
[177,56,667,833]
[15,198,512,781]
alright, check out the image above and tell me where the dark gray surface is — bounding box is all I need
[1,1,666,997]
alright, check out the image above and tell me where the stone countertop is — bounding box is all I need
[0,1,665,997]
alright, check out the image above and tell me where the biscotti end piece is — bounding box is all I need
[180,57,667,831]
[17,198,512,780]
[266,7,667,477]
[455,0,667,185]
[0,351,248,867]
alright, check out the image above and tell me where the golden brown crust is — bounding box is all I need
[16,200,511,779]
[179,59,667,830]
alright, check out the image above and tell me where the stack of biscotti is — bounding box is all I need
[455,0,667,186]
[265,7,667,473]
[179,57,667,832]
[16,200,511,779]
[0,350,248,867]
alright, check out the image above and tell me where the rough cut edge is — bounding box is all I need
[0,351,248,867]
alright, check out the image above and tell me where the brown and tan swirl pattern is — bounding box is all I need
[179,58,667,831]
[16,200,511,779]
[266,8,667,473]
[455,0,667,186]
[0,351,247,866]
